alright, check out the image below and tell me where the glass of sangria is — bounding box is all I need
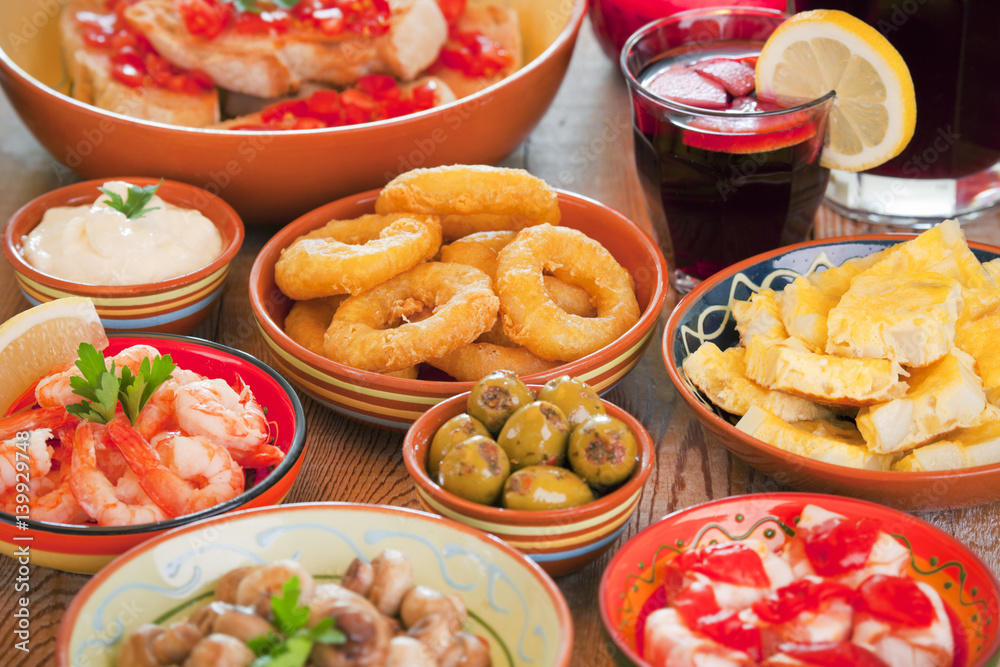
[622,6,834,293]
[791,0,1000,226]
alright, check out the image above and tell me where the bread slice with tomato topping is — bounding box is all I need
[61,0,219,127]
[123,0,449,98]
[427,4,523,98]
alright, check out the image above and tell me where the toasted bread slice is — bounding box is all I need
[732,288,787,347]
[894,406,1000,471]
[825,271,962,367]
[736,406,891,470]
[124,0,448,98]
[427,5,523,98]
[682,343,833,422]
[61,0,219,127]
[855,219,994,289]
[857,348,986,454]
[744,337,907,407]
[956,286,1000,407]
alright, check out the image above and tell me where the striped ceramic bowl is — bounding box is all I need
[249,187,668,430]
[402,388,655,577]
[2,177,243,334]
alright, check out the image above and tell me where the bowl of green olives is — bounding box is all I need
[403,371,655,577]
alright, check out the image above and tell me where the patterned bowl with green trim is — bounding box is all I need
[2,177,244,334]
[599,492,1000,667]
[663,235,1000,511]
[58,502,574,666]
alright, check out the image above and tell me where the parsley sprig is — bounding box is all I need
[98,180,163,220]
[228,0,300,13]
[65,343,177,427]
[248,576,345,667]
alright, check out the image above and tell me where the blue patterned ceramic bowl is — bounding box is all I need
[662,235,1000,511]
[56,502,574,666]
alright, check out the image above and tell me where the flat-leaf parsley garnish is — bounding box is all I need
[98,180,163,220]
[248,576,345,667]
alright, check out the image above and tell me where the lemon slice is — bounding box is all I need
[0,297,108,415]
[755,9,916,172]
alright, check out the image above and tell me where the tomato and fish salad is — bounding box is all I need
[0,344,284,527]
[641,503,960,667]
[631,42,830,283]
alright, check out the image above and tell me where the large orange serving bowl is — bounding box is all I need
[0,333,307,574]
[0,0,586,224]
[249,188,668,429]
[2,177,243,334]
[662,234,1000,511]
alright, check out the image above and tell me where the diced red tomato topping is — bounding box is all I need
[437,30,512,78]
[175,0,233,39]
[233,9,292,34]
[675,542,771,588]
[854,575,936,628]
[802,517,881,577]
[777,641,890,667]
[167,0,391,40]
[752,578,854,625]
[436,0,467,24]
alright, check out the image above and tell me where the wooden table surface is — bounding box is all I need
[2,19,1000,667]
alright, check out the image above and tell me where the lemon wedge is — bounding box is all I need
[0,297,107,415]
[755,9,916,172]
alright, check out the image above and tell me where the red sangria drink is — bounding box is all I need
[622,8,834,293]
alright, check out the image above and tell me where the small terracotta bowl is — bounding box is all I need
[249,188,668,429]
[0,333,306,574]
[58,502,574,667]
[599,492,1000,667]
[663,235,1000,511]
[402,386,655,577]
[2,177,244,334]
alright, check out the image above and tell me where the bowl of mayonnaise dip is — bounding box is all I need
[2,177,243,334]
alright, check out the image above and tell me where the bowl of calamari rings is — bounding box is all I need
[402,371,655,576]
[0,332,306,574]
[249,164,668,429]
[57,502,574,666]
[663,221,1000,511]
[598,492,1000,667]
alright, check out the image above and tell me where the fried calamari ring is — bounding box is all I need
[274,213,442,300]
[428,343,560,382]
[283,296,418,379]
[375,165,561,241]
[496,225,640,361]
[442,231,597,317]
[323,262,499,373]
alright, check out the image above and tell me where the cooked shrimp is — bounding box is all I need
[108,422,245,518]
[69,422,168,526]
[0,428,53,494]
[32,468,89,524]
[0,407,77,442]
[134,368,205,440]
[36,344,161,408]
[174,377,284,468]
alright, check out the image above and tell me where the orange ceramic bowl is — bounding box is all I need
[663,234,1000,511]
[0,0,585,224]
[0,333,306,574]
[599,492,1000,667]
[2,177,244,334]
[249,188,668,429]
[402,386,655,577]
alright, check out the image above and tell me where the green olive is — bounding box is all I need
[466,370,535,434]
[536,375,606,430]
[567,415,638,489]
[497,401,570,471]
[438,436,511,506]
[502,465,595,511]
[427,413,491,480]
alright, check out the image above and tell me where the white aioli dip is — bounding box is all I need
[21,181,224,286]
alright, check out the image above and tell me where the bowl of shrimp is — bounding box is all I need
[598,492,1000,667]
[57,502,574,666]
[0,332,307,574]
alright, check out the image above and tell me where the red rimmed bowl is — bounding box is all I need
[1,177,244,334]
[249,188,668,429]
[402,386,655,577]
[599,492,1000,667]
[58,502,574,666]
[0,332,306,574]
[663,234,1000,511]
[0,0,585,224]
